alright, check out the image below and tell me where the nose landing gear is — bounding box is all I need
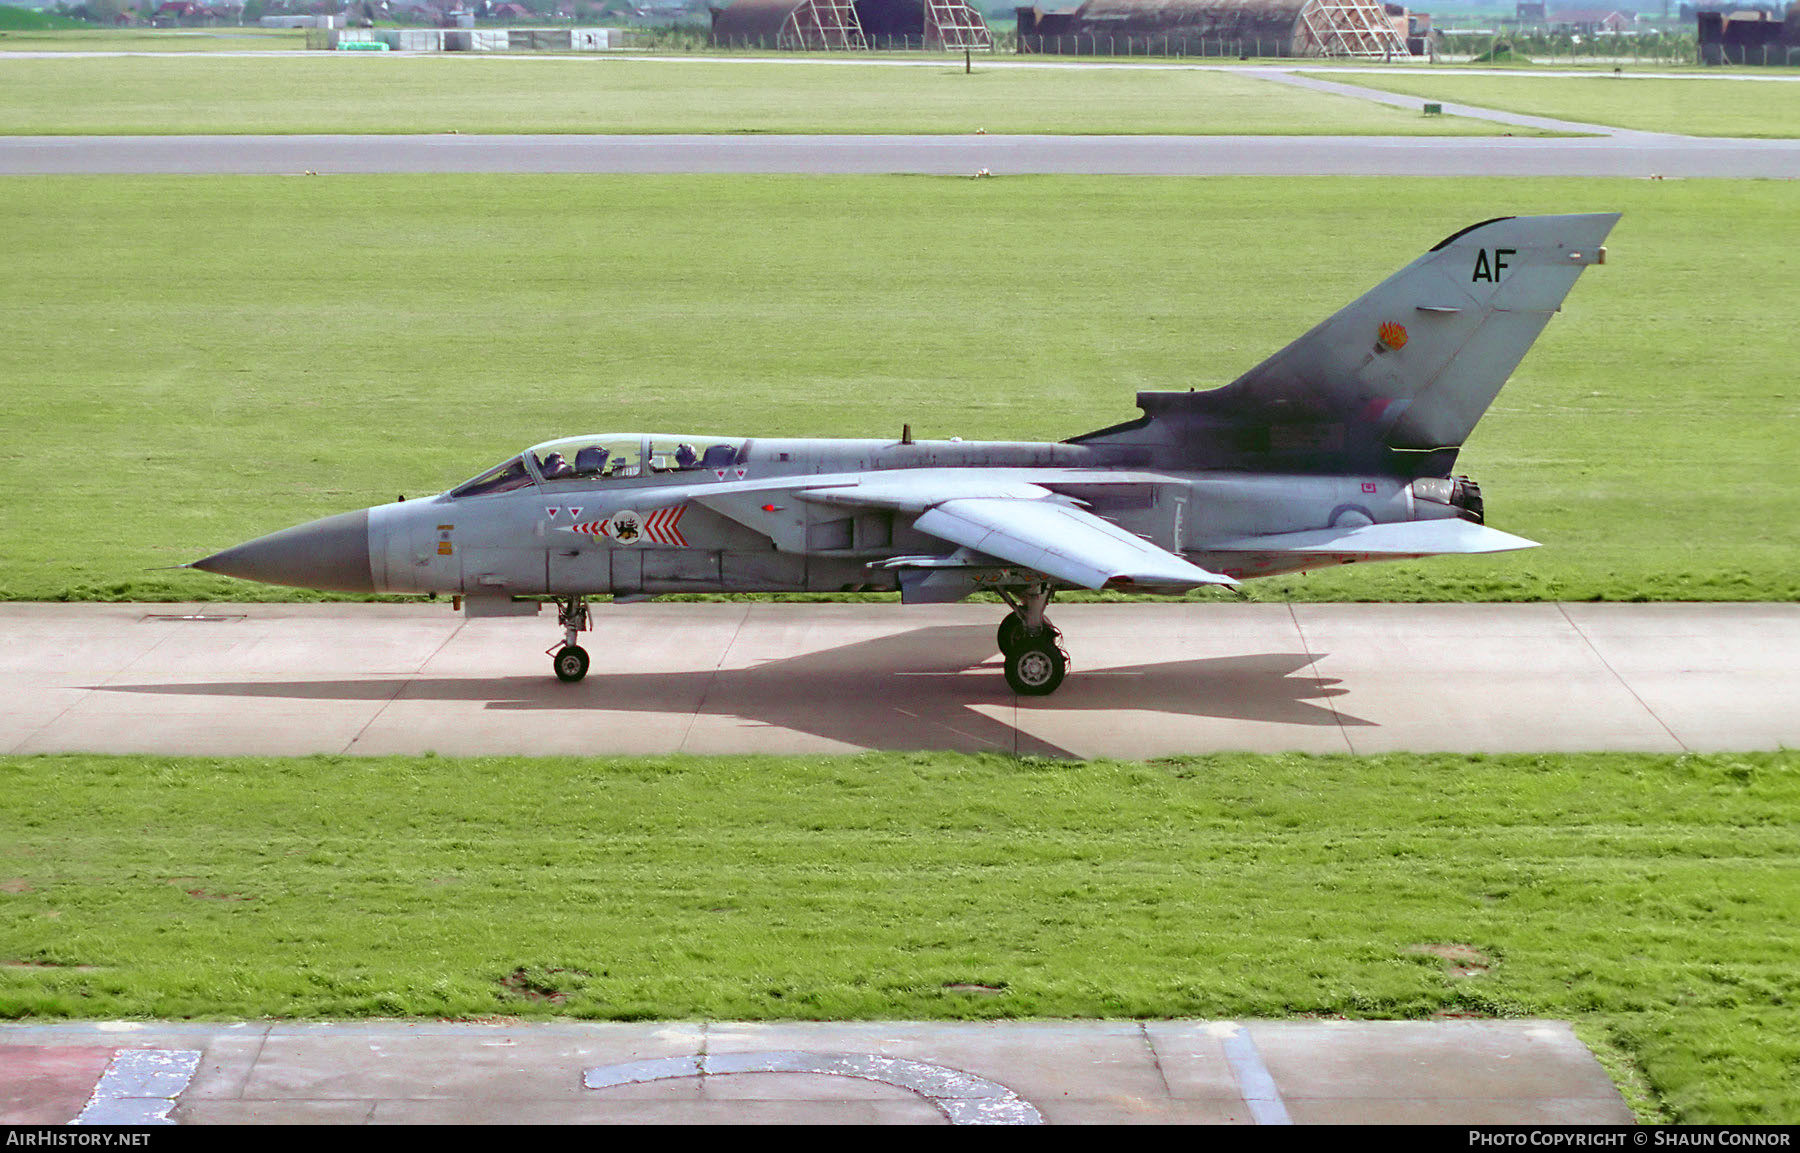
[549,595,591,683]
[997,584,1068,696]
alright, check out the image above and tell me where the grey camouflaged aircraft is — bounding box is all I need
[190,214,1617,696]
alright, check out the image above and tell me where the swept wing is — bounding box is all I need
[692,469,1233,590]
[911,498,1234,590]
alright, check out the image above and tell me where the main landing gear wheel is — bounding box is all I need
[553,644,590,684]
[997,613,1029,655]
[998,614,1059,656]
[1005,639,1067,697]
[997,583,1065,694]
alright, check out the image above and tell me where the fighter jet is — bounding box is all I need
[189,214,1616,696]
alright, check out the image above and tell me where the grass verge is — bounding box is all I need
[0,54,1521,135]
[2,750,1795,1122]
[1322,70,1800,137]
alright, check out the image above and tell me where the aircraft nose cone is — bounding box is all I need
[193,508,374,593]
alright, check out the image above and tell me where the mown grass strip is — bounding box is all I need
[2,750,1795,1122]
[1324,71,1800,138]
[0,54,1525,136]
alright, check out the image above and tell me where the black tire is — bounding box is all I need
[553,644,590,683]
[997,614,1056,656]
[997,614,1026,655]
[1005,640,1067,696]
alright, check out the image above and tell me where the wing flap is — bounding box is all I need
[914,498,1235,590]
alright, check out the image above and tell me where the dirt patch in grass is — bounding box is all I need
[500,968,582,1005]
[1407,943,1494,978]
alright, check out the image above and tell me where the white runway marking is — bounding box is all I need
[1221,1027,1293,1126]
[74,1049,201,1125]
[584,1050,1044,1124]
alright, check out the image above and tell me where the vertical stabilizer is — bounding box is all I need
[1076,214,1618,474]
[1221,213,1619,452]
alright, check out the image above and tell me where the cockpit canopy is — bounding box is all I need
[448,434,745,499]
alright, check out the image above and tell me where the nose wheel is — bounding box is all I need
[553,644,590,683]
[549,595,591,683]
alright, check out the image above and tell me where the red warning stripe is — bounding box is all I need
[643,506,687,546]
[566,508,686,546]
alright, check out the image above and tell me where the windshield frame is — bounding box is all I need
[446,455,538,500]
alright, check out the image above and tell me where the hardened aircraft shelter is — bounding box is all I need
[709,0,993,50]
[1015,0,1410,56]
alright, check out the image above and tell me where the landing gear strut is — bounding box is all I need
[549,595,590,683]
[997,585,1068,696]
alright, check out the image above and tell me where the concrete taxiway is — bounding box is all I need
[5,131,1798,178]
[0,1019,1635,1125]
[2,601,1793,759]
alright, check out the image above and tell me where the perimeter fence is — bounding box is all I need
[297,21,1772,65]
[1699,42,1800,65]
[1014,35,1304,56]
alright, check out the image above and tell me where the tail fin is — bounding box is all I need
[1075,214,1619,475]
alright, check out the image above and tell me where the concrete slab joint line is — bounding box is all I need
[584,1050,1044,1125]
[74,1049,200,1125]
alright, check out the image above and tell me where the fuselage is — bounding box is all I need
[195,431,1476,600]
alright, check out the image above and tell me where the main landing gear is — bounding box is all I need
[997,585,1068,696]
[549,595,590,683]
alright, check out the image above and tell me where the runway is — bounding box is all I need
[4,601,1793,759]
[5,131,1799,177]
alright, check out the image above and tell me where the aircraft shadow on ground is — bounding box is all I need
[97,625,1370,757]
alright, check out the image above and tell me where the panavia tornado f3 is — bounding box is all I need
[190,214,1617,695]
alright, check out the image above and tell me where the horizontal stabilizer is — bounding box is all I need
[915,498,1236,590]
[1206,519,1538,557]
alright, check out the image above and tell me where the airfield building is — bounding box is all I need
[1014,0,1412,56]
[708,0,993,49]
[1698,6,1800,64]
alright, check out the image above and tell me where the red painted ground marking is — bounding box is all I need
[0,1046,118,1124]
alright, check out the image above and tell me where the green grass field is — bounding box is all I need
[1324,71,1800,137]
[1,174,1794,603]
[3,749,1796,1122]
[0,54,1525,135]
[0,8,85,32]
[0,25,302,48]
